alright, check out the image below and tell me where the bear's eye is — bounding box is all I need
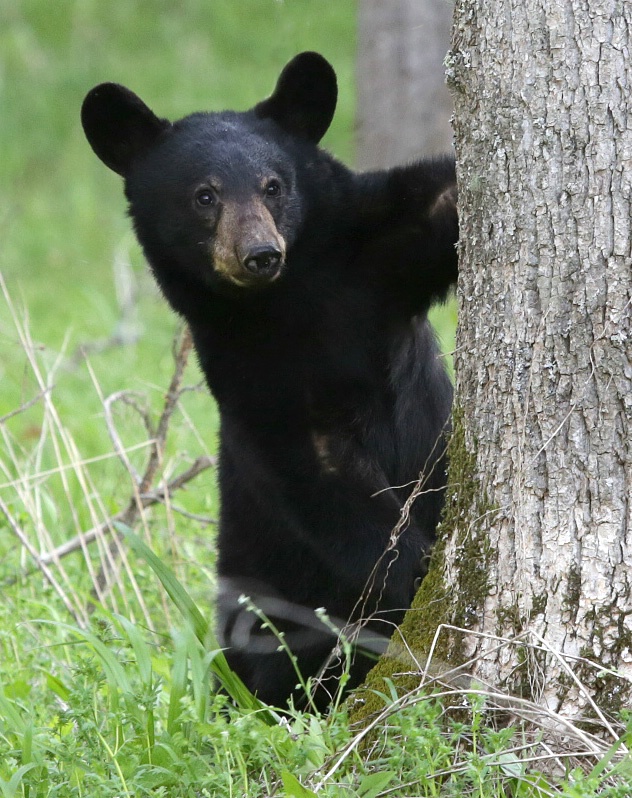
[264,180,282,198]
[195,189,216,207]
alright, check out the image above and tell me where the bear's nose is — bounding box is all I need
[242,245,283,275]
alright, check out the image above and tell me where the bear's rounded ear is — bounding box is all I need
[81,83,171,176]
[254,52,337,144]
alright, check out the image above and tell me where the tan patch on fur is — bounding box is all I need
[429,184,458,220]
[212,198,286,285]
[311,431,338,474]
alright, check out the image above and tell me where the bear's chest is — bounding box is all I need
[191,279,389,425]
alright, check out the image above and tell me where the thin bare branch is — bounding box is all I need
[88,326,197,606]
[0,495,84,625]
[34,455,215,567]
[0,387,51,425]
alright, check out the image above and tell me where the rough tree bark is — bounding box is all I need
[356,0,453,168]
[360,0,632,719]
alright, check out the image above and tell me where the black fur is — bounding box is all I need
[82,52,458,710]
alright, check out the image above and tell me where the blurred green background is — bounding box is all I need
[1,1,356,441]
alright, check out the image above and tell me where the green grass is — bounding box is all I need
[0,2,628,796]
[2,587,631,796]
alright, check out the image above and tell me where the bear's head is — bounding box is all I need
[81,52,337,292]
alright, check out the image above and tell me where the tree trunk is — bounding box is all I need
[361,0,632,719]
[356,0,453,168]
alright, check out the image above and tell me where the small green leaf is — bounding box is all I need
[43,671,70,703]
[115,614,154,687]
[0,763,37,798]
[281,770,318,797]
[357,770,396,798]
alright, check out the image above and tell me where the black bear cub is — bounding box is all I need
[82,52,458,710]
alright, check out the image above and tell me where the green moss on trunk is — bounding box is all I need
[350,405,494,723]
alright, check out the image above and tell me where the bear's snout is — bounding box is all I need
[212,199,286,287]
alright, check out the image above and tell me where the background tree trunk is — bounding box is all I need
[359,0,632,720]
[356,0,453,168]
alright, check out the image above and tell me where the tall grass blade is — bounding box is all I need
[122,525,275,719]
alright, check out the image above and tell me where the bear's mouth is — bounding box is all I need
[212,250,286,288]
[239,243,285,283]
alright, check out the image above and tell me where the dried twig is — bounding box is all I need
[0,317,215,616]
[88,326,203,604]
[0,387,51,425]
[0,495,85,626]
[69,246,141,366]
[1,454,215,589]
